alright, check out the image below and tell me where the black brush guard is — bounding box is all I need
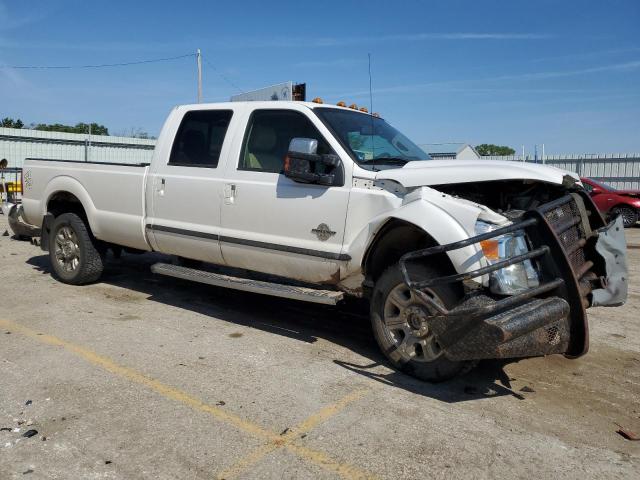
[398,192,607,362]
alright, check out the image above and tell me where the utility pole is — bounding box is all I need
[197,49,203,103]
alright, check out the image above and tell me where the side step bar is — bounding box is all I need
[151,263,344,305]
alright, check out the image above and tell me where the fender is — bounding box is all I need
[41,175,101,237]
[344,187,504,278]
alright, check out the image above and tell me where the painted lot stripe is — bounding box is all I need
[218,388,370,479]
[0,319,376,480]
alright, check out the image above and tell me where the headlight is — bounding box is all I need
[475,220,540,295]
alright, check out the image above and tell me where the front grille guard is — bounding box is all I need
[398,216,565,320]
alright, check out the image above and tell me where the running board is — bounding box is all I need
[151,263,344,305]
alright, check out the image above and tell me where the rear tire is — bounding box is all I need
[49,213,104,285]
[611,206,638,228]
[370,263,473,382]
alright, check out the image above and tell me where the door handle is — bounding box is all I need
[157,178,166,196]
[224,184,237,204]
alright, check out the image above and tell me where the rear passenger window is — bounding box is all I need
[169,110,233,167]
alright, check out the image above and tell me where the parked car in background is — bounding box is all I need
[581,177,640,227]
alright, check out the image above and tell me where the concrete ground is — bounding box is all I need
[0,214,639,480]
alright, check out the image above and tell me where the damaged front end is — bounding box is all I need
[399,190,628,362]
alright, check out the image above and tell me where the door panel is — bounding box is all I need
[220,108,351,283]
[147,108,237,264]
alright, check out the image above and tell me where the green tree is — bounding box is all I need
[475,144,516,156]
[1,117,24,128]
[34,122,109,135]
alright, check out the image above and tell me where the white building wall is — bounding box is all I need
[0,127,156,169]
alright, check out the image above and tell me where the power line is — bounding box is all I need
[202,57,244,94]
[0,53,196,70]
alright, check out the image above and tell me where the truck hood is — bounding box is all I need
[374,159,576,187]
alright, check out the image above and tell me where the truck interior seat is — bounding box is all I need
[245,126,282,172]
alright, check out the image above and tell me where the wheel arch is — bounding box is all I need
[362,218,458,284]
[43,176,99,236]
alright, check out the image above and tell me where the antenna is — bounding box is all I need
[368,53,375,169]
[197,49,203,103]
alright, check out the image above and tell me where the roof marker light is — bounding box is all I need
[349,103,358,110]
[336,101,346,107]
[359,107,368,113]
[312,97,324,104]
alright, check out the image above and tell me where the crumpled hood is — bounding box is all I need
[375,159,577,187]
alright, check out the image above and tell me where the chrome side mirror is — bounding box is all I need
[284,138,343,186]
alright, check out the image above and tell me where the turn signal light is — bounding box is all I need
[480,239,500,261]
[312,97,324,104]
[336,101,346,107]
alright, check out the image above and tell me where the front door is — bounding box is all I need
[220,107,351,284]
[147,108,235,264]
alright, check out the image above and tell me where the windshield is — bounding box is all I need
[588,178,616,192]
[315,108,430,170]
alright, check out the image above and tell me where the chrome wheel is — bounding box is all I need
[54,226,81,273]
[382,284,443,363]
[613,206,638,228]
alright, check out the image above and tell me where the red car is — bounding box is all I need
[581,177,640,227]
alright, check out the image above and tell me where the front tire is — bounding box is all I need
[370,264,472,382]
[611,206,638,228]
[49,213,104,285]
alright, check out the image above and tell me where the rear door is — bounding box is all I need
[219,105,352,284]
[146,107,237,263]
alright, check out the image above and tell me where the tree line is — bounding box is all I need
[1,117,153,138]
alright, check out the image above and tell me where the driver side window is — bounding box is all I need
[239,110,333,173]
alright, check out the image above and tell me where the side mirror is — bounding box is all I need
[284,138,343,186]
[590,186,603,195]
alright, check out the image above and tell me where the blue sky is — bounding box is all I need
[1,0,639,153]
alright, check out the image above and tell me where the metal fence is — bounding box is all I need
[482,153,640,190]
[0,127,156,170]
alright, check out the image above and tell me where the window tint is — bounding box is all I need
[169,110,233,167]
[239,110,333,173]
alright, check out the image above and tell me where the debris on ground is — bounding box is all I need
[520,386,535,393]
[24,400,32,406]
[22,469,33,475]
[25,420,33,426]
[216,401,226,406]
[2,230,8,236]
[41,436,46,441]
[105,460,112,465]
[0,428,11,432]
[280,428,290,436]
[22,430,38,438]
[615,424,640,441]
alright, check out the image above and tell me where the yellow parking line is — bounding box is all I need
[0,319,376,480]
[218,388,370,480]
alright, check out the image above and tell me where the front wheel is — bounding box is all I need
[49,213,104,285]
[370,264,473,382]
[611,206,638,228]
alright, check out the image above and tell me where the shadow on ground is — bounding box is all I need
[27,251,527,404]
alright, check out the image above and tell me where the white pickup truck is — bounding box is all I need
[21,101,627,381]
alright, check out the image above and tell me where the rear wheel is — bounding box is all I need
[370,264,473,382]
[611,206,638,228]
[49,213,104,285]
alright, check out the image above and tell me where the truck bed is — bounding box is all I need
[21,158,151,251]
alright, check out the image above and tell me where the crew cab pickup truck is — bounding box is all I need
[21,101,628,381]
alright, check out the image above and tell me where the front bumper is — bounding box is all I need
[399,192,628,362]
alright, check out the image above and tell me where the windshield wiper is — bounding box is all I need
[360,157,410,165]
